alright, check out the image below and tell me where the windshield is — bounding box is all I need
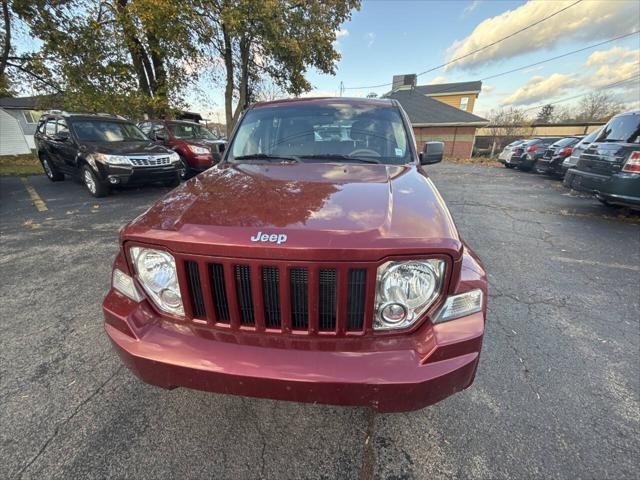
[169,123,217,140]
[229,102,411,165]
[72,120,148,142]
[596,114,640,144]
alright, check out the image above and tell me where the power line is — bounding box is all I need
[481,30,640,82]
[521,73,640,113]
[376,30,640,100]
[343,0,583,90]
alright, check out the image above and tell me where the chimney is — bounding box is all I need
[392,74,417,91]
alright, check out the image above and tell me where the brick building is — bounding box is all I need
[384,76,488,158]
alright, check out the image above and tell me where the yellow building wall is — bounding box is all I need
[429,94,478,113]
[476,123,604,137]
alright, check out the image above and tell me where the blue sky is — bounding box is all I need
[193,0,640,121]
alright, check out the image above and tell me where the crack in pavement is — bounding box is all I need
[15,365,125,479]
[359,409,376,480]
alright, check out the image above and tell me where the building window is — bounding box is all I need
[23,110,44,124]
[459,97,469,111]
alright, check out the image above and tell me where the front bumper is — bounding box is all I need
[535,156,567,175]
[103,289,484,412]
[564,168,640,208]
[97,163,180,185]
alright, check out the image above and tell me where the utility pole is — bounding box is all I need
[339,81,344,97]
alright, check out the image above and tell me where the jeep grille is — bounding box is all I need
[179,257,372,336]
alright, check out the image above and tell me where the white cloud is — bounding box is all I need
[582,46,640,87]
[426,75,448,85]
[445,0,640,71]
[365,32,375,48]
[462,0,482,18]
[501,73,576,106]
[336,28,349,38]
[482,84,495,94]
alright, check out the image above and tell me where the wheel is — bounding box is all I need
[178,156,191,180]
[81,165,109,197]
[504,164,515,169]
[163,176,180,188]
[40,156,64,181]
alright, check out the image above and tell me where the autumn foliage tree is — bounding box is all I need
[194,0,360,136]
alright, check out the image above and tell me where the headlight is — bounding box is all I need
[188,145,210,155]
[432,289,483,324]
[169,152,180,163]
[112,268,144,302]
[374,259,444,330]
[91,153,131,165]
[130,247,184,316]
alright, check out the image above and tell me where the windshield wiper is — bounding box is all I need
[234,153,300,163]
[299,154,381,164]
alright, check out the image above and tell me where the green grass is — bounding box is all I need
[0,153,43,176]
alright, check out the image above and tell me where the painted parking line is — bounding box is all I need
[20,177,48,212]
[552,256,640,272]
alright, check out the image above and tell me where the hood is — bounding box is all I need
[86,141,171,156]
[124,163,461,260]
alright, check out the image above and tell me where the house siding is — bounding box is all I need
[427,94,478,113]
[0,109,31,155]
[413,126,477,159]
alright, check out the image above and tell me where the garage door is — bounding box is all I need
[0,109,30,155]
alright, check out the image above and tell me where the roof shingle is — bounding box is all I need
[386,89,488,126]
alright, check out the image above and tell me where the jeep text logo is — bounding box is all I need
[250,231,288,245]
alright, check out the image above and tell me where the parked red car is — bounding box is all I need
[105,97,487,412]
[139,119,226,179]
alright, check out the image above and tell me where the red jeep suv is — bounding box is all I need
[104,98,487,412]
[139,119,226,179]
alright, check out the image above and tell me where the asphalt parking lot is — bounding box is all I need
[1,163,639,479]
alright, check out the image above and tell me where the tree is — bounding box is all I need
[8,0,202,117]
[536,104,554,124]
[575,91,623,122]
[486,107,529,156]
[194,0,360,136]
[0,0,12,95]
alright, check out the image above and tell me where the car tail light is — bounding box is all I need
[622,151,640,173]
[527,145,538,153]
[560,147,573,157]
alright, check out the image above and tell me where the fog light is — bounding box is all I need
[379,302,407,326]
[109,177,119,184]
[160,288,181,308]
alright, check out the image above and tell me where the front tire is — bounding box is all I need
[504,164,515,169]
[82,165,109,197]
[178,156,191,180]
[40,156,64,181]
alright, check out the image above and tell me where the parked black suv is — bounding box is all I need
[564,110,640,209]
[35,112,181,197]
[534,136,583,177]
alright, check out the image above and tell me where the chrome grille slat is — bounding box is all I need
[128,156,171,166]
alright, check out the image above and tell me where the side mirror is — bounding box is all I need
[419,141,444,165]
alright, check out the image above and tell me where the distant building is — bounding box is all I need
[385,75,488,158]
[0,95,61,155]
